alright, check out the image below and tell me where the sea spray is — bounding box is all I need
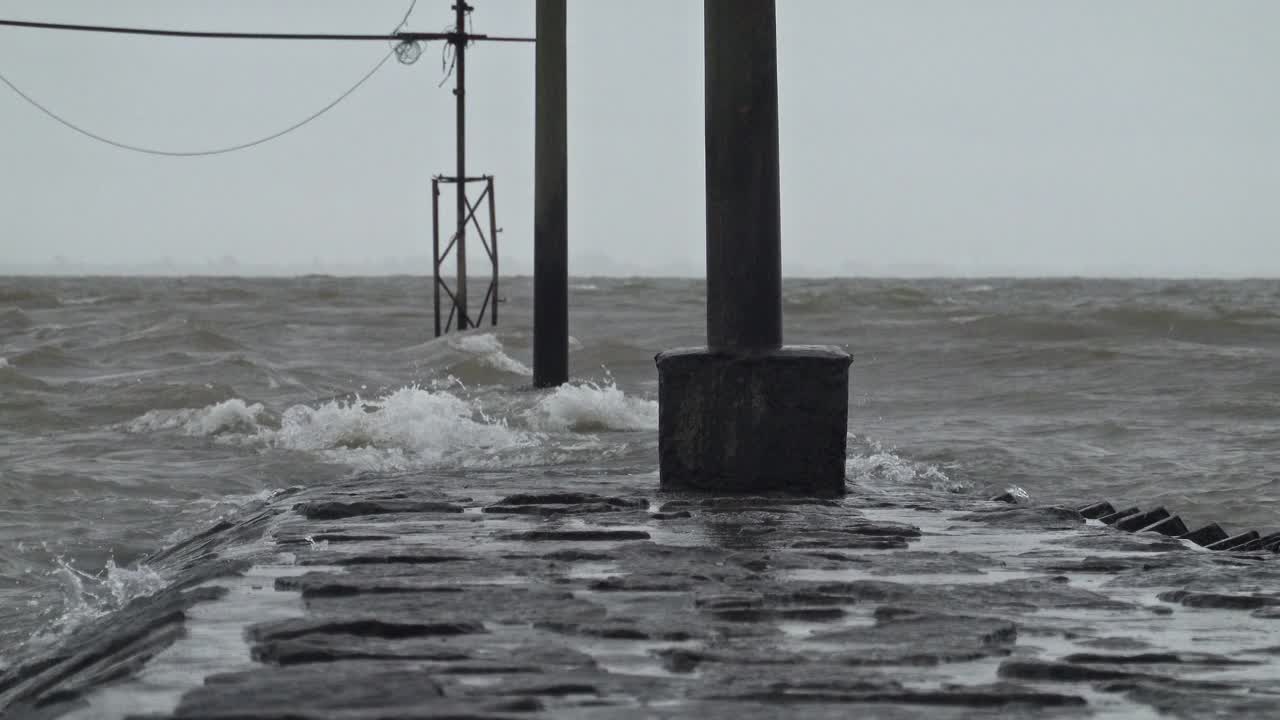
[29,557,167,650]
[271,385,530,463]
[845,436,968,493]
[526,380,659,432]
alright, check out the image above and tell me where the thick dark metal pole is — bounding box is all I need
[453,2,470,330]
[704,0,782,351]
[533,0,568,387]
[656,0,850,496]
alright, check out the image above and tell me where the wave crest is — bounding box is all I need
[526,381,659,432]
[273,386,526,462]
[1,307,33,332]
[846,438,969,493]
[127,398,272,436]
[448,334,532,376]
[127,385,538,472]
[21,558,168,654]
[0,288,61,309]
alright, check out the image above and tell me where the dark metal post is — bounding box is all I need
[453,2,471,330]
[654,0,851,495]
[533,0,568,387]
[432,178,442,337]
[704,0,782,351]
[488,176,499,327]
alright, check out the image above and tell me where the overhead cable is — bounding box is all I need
[0,50,394,157]
[0,18,533,43]
[0,2,422,157]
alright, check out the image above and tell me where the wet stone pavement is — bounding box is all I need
[6,474,1280,719]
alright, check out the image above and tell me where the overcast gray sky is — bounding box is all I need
[0,0,1276,276]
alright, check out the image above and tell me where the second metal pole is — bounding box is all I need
[453,2,470,330]
[533,0,568,387]
[704,0,782,351]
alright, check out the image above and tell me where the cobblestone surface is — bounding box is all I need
[5,474,1280,719]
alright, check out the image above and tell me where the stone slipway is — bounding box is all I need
[6,473,1280,719]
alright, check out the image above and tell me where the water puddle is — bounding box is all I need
[63,564,325,720]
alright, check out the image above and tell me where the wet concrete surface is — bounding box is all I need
[5,475,1280,719]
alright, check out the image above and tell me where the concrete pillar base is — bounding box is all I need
[655,345,852,496]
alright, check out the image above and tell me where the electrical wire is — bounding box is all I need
[0,50,394,157]
[0,18,417,41]
[0,18,533,43]
[394,0,419,33]
[0,1,414,157]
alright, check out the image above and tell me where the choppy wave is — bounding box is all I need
[0,288,61,309]
[956,305,1280,344]
[85,381,242,420]
[0,364,49,390]
[95,320,245,355]
[449,334,532,376]
[272,386,531,470]
[128,398,273,436]
[15,558,168,658]
[845,438,969,493]
[124,378,659,473]
[784,285,938,312]
[60,291,145,306]
[184,286,260,304]
[1,307,33,332]
[10,274,1280,662]
[126,386,530,472]
[9,344,81,369]
[526,381,659,432]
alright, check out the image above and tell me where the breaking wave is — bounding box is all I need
[127,398,271,436]
[123,378,659,473]
[448,333,532,376]
[18,558,168,657]
[526,381,659,432]
[271,386,531,471]
[845,437,969,493]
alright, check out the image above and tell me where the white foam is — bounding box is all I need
[123,379,659,473]
[0,357,8,368]
[449,333,532,376]
[270,386,535,471]
[1000,485,1031,503]
[125,385,539,472]
[27,558,168,651]
[526,381,658,432]
[127,398,268,437]
[845,437,968,492]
